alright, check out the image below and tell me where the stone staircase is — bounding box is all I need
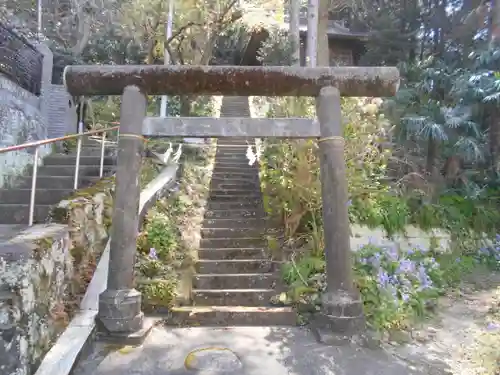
[0,137,115,224]
[168,96,296,326]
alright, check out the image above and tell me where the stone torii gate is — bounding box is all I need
[63,65,399,343]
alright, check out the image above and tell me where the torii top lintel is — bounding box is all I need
[63,65,400,97]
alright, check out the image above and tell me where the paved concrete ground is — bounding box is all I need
[0,224,26,241]
[72,326,448,375]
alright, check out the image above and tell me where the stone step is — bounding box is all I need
[213,163,256,170]
[204,209,264,219]
[208,189,261,196]
[208,195,262,203]
[212,174,260,185]
[210,180,261,191]
[193,273,277,289]
[207,201,263,210]
[212,166,259,174]
[27,164,114,177]
[15,176,102,190]
[201,227,266,239]
[0,189,72,204]
[214,158,254,164]
[192,289,275,306]
[200,237,267,249]
[202,218,265,228]
[78,149,115,157]
[215,145,249,152]
[215,152,249,159]
[165,306,296,326]
[0,204,51,224]
[43,155,115,166]
[208,194,261,202]
[217,138,253,144]
[196,259,274,274]
[214,155,251,162]
[210,176,260,183]
[216,142,253,147]
[197,248,268,260]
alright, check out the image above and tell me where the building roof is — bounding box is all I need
[284,11,369,41]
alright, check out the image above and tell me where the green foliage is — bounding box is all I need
[260,97,393,237]
[135,138,215,311]
[259,91,500,333]
[257,26,294,66]
[135,198,181,310]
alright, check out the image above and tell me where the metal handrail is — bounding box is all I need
[0,125,120,226]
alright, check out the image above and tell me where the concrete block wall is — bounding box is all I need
[46,85,76,139]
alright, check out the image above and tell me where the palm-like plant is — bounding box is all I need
[390,60,486,176]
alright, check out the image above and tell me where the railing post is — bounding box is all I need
[97,85,148,343]
[314,86,365,342]
[99,132,107,178]
[73,137,82,190]
[28,147,40,226]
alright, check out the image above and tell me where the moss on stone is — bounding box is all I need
[137,278,177,312]
[32,237,55,261]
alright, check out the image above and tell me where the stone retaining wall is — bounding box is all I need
[350,224,451,253]
[0,179,114,375]
[0,75,51,188]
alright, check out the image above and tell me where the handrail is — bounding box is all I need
[0,126,119,154]
[0,125,120,226]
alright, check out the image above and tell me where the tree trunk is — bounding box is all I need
[317,0,329,66]
[307,0,319,67]
[426,133,439,176]
[289,0,301,66]
[490,0,500,170]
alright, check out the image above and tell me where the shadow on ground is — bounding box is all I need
[72,324,453,375]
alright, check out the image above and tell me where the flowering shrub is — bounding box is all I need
[476,235,500,270]
[354,244,444,330]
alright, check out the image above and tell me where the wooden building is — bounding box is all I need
[297,19,369,66]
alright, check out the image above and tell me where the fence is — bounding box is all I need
[0,22,43,96]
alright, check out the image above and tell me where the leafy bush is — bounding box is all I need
[260,97,392,237]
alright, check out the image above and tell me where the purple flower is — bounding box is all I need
[417,264,433,290]
[401,293,410,302]
[149,248,158,260]
[397,259,415,274]
[347,199,352,207]
[370,252,382,267]
[479,247,489,254]
[377,269,390,287]
[413,245,428,253]
[486,322,500,331]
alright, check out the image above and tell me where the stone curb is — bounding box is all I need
[33,164,179,375]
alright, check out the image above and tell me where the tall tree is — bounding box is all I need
[289,0,301,66]
[306,0,318,66]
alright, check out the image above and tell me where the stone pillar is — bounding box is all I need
[315,86,365,342]
[33,42,53,120]
[97,85,149,344]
